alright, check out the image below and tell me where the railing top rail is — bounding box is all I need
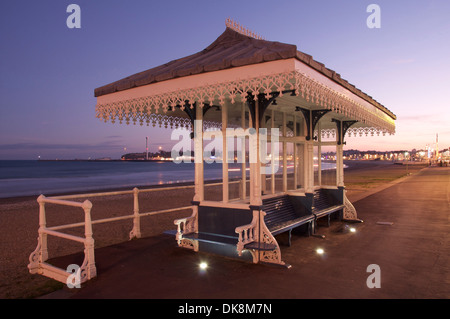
[50,180,241,200]
[38,195,91,209]
[51,190,135,200]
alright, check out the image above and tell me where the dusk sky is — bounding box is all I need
[1,0,449,160]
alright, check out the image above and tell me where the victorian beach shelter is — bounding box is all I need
[95,20,396,267]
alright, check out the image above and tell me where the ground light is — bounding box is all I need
[316,248,324,255]
[349,227,356,233]
[199,262,208,270]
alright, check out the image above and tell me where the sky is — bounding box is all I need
[0,0,449,160]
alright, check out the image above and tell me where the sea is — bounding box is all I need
[0,160,337,199]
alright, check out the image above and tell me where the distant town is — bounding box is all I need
[119,147,450,164]
[121,150,175,161]
[325,148,450,163]
[35,146,450,164]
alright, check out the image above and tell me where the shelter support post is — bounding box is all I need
[297,117,305,190]
[293,114,298,190]
[260,115,267,194]
[271,109,276,194]
[129,187,141,239]
[331,118,361,221]
[305,142,314,193]
[247,95,262,206]
[241,102,246,200]
[282,112,287,192]
[194,106,204,202]
[222,103,229,203]
[317,122,322,186]
[336,144,344,187]
[176,102,204,246]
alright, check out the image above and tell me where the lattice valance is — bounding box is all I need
[96,70,395,134]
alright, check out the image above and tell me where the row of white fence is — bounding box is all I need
[27,181,239,286]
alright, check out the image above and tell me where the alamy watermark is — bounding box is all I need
[366,4,381,29]
[170,121,280,175]
[366,264,381,288]
[66,4,81,29]
[66,264,81,288]
[66,5,380,30]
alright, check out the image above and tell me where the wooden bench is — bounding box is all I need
[173,204,257,261]
[169,190,345,264]
[180,195,314,248]
[261,195,315,246]
[312,189,345,228]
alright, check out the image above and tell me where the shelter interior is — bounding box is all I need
[93,20,396,267]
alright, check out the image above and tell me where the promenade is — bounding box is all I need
[43,166,449,299]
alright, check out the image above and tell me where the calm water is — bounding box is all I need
[0,160,337,198]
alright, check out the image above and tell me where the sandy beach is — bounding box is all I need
[0,160,426,299]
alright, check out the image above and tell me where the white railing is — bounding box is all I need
[28,181,241,285]
[50,186,193,240]
[28,195,97,286]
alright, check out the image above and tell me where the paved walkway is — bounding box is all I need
[44,167,449,299]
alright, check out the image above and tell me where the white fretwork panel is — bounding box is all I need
[96,70,395,134]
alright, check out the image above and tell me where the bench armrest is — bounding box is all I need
[235,211,263,255]
[174,215,196,243]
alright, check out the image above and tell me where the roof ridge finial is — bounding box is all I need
[225,18,265,40]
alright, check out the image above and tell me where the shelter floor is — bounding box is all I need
[43,167,449,299]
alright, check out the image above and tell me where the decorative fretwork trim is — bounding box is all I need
[343,192,360,221]
[225,18,265,40]
[96,70,395,134]
[320,127,392,139]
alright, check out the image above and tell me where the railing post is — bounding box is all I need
[129,187,141,239]
[28,195,48,273]
[38,195,48,262]
[82,200,96,280]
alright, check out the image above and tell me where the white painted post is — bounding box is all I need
[255,102,261,205]
[293,114,298,190]
[298,116,306,189]
[260,116,267,195]
[37,195,48,263]
[82,200,96,280]
[130,187,141,239]
[336,121,344,187]
[222,103,229,203]
[317,122,322,186]
[305,110,314,193]
[194,106,204,202]
[241,102,246,200]
[282,112,287,192]
[305,143,314,193]
[250,101,262,206]
[271,109,276,194]
[337,144,344,187]
[249,107,255,204]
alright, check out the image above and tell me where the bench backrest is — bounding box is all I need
[262,196,299,231]
[198,205,253,237]
[313,189,342,212]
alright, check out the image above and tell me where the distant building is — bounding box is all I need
[121,151,175,161]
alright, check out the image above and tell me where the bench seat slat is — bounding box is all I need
[269,215,314,235]
[313,204,345,218]
[182,232,278,252]
[244,242,278,251]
